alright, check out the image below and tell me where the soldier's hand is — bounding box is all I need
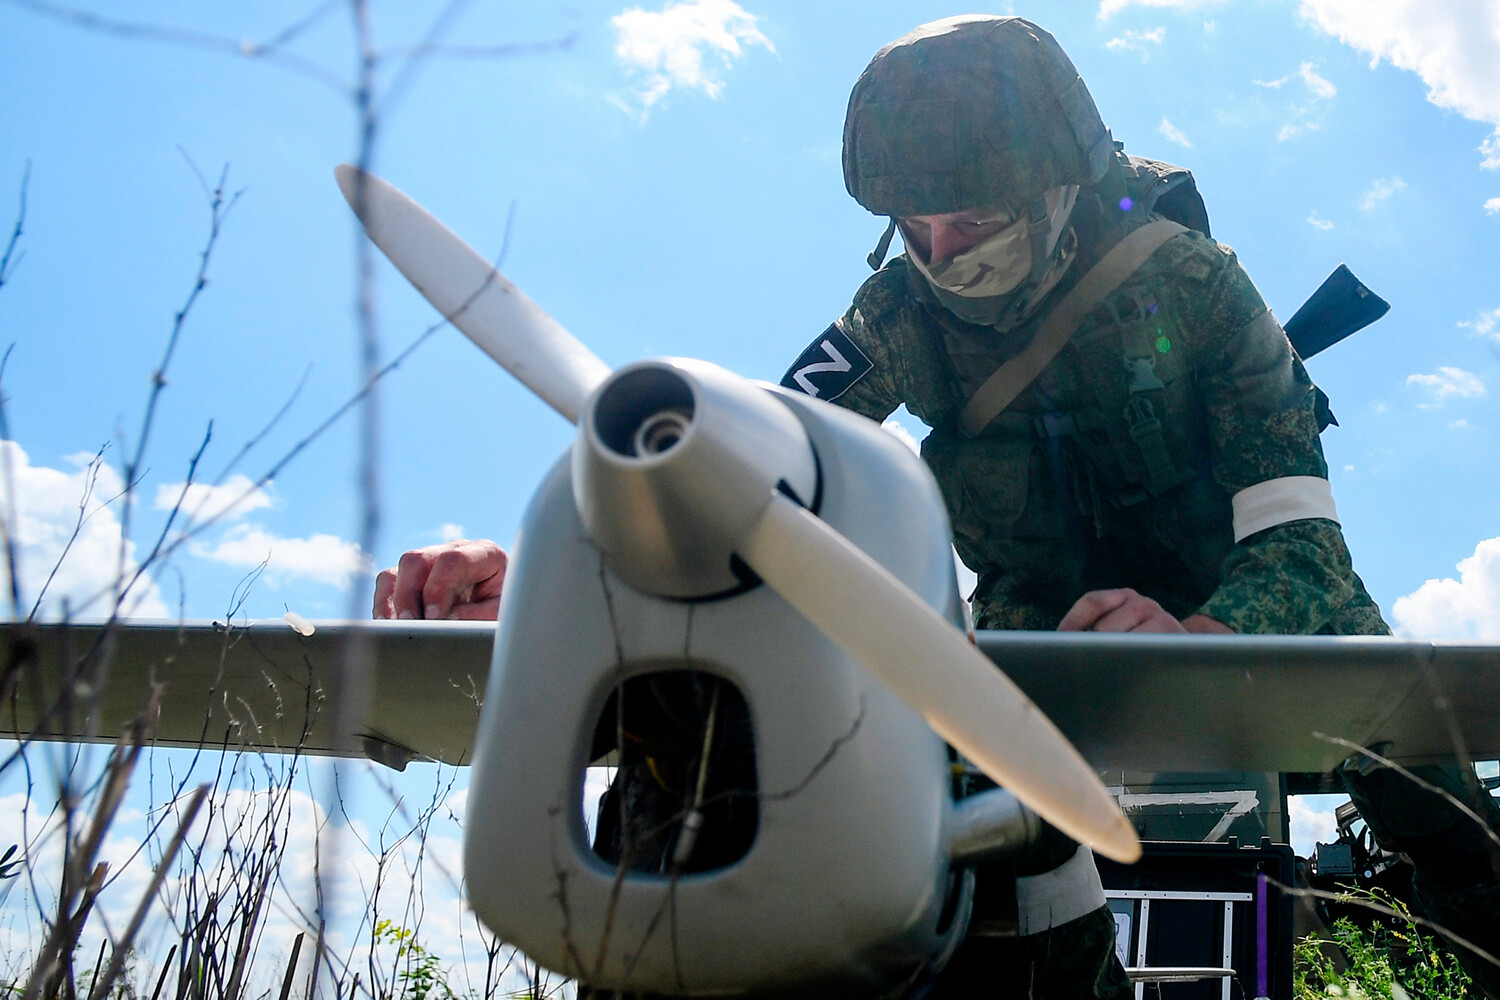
[1057,588,1187,633]
[373,539,508,621]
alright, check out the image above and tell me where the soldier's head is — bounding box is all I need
[842,17,1116,326]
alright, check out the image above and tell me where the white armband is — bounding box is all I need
[1015,844,1106,936]
[1231,475,1339,542]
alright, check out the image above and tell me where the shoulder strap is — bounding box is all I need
[958,219,1186,438]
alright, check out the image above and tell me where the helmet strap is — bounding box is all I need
[866,217,898,271]
[1025,193,1053,286]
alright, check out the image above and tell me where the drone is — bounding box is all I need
[8,168,1498,1000]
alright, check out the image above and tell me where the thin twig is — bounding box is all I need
[88,784,211,1000]
[0,161,29,290]
[374,0,474,121]
[3,0,350,94]
[25,447,108,621]
[117,163,240,585]
[1,342,26,618]
[1314,733,1500,853]
[1272,876,1500,974]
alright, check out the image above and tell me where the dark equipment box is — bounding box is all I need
[1097,838,1296,1000]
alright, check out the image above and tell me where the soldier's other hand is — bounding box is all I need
[372,539,507,621]
[1057,588,1187,633]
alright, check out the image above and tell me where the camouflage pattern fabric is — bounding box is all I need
[792,195,1388,637]
[782,192,1400,997]
[924,819,1132,999]
[931,905,1131,999]
[844,17,1114,217]
[814,15,1494,992]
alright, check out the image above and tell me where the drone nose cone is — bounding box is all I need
[573,358,819,599]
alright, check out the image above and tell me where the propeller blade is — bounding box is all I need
[740,491,1141,863]
[334,164,611,424]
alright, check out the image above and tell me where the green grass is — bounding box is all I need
[1294,890,1480,1000]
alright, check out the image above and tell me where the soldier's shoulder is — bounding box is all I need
[849,256,922,327]
[1148,224,1240,287]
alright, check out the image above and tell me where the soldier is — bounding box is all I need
[375,14,1500,998]
[776,14,1498,998]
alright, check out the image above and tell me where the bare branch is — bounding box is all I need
[0,161,28,291]
[3,0,350,94]
[374,0,474,121]
[1315,733,1500,853]
[207,364,313,494]
[1272,877,1500,976]
[25,446,108,621]
[381,33,581,61]
[87,783,210,1000]
[1,343,25,618]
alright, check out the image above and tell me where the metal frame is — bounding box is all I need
[1107,889,1253,1000]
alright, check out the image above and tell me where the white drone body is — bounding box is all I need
[466,361,1000,994]
[334,166,1138,997]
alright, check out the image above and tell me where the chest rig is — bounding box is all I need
[1037,279,1204,507]
[903,158,1228,597]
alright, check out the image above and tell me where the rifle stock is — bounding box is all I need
[1283,263,1390,360]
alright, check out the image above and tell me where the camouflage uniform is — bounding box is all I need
[784,13,1499,999]
[787,181,1378,1000]
[797,205,1385,637]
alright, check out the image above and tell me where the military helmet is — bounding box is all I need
[843,16,1115,219]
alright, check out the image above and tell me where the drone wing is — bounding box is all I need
[337,166,1139,863]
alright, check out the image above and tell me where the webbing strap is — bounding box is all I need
[959,220,1187,438]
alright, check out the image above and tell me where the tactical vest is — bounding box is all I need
[906,158,1237,620]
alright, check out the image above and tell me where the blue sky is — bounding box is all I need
[1,0,1499,986]
[1,0,1497,634]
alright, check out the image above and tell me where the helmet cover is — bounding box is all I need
[843,16,1114,219]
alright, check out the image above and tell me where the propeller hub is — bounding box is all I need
[574,359,819,599]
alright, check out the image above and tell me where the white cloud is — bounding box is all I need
[1449,418,1472,429]
[1298,0,1500,168]
[1253,74,1292,89]
[1483,130,1500,170]
[1204,20,1216,33]
[1299,61,1338,99]
[1157,117,1192,146]
[0,441,168,618]
[190,523,369,587]
[0,789,156,967]
[1458,306,1500,339]
[1289,794,1343,853]
[881,418,921,455]
[154,473,275,524]
[1392,536,1500,639]
[1279,121,1321,141]
[1405,366,1486,406]
[1359,175,1406,211]
[0,758,495,1000]
[1307,212,1334,230]
[438,522,465,542]
[612,0,773,112]
[1486,197,1500,214]
[1098,0,1222,22]
[1105,27,1166,53]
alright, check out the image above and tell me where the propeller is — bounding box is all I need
[334,165,611,423]
[336,165,1141,864]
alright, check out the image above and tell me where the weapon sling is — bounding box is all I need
[959,219,1186,438]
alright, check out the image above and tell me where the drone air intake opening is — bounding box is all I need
[591,366,696,459]
[587,670,758,875]
[633,409,691,456]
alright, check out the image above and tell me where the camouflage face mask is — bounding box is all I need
[903,185,1081,328]
[903,211,1035,298]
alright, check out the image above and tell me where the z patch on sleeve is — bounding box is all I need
[779,321,874,401]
